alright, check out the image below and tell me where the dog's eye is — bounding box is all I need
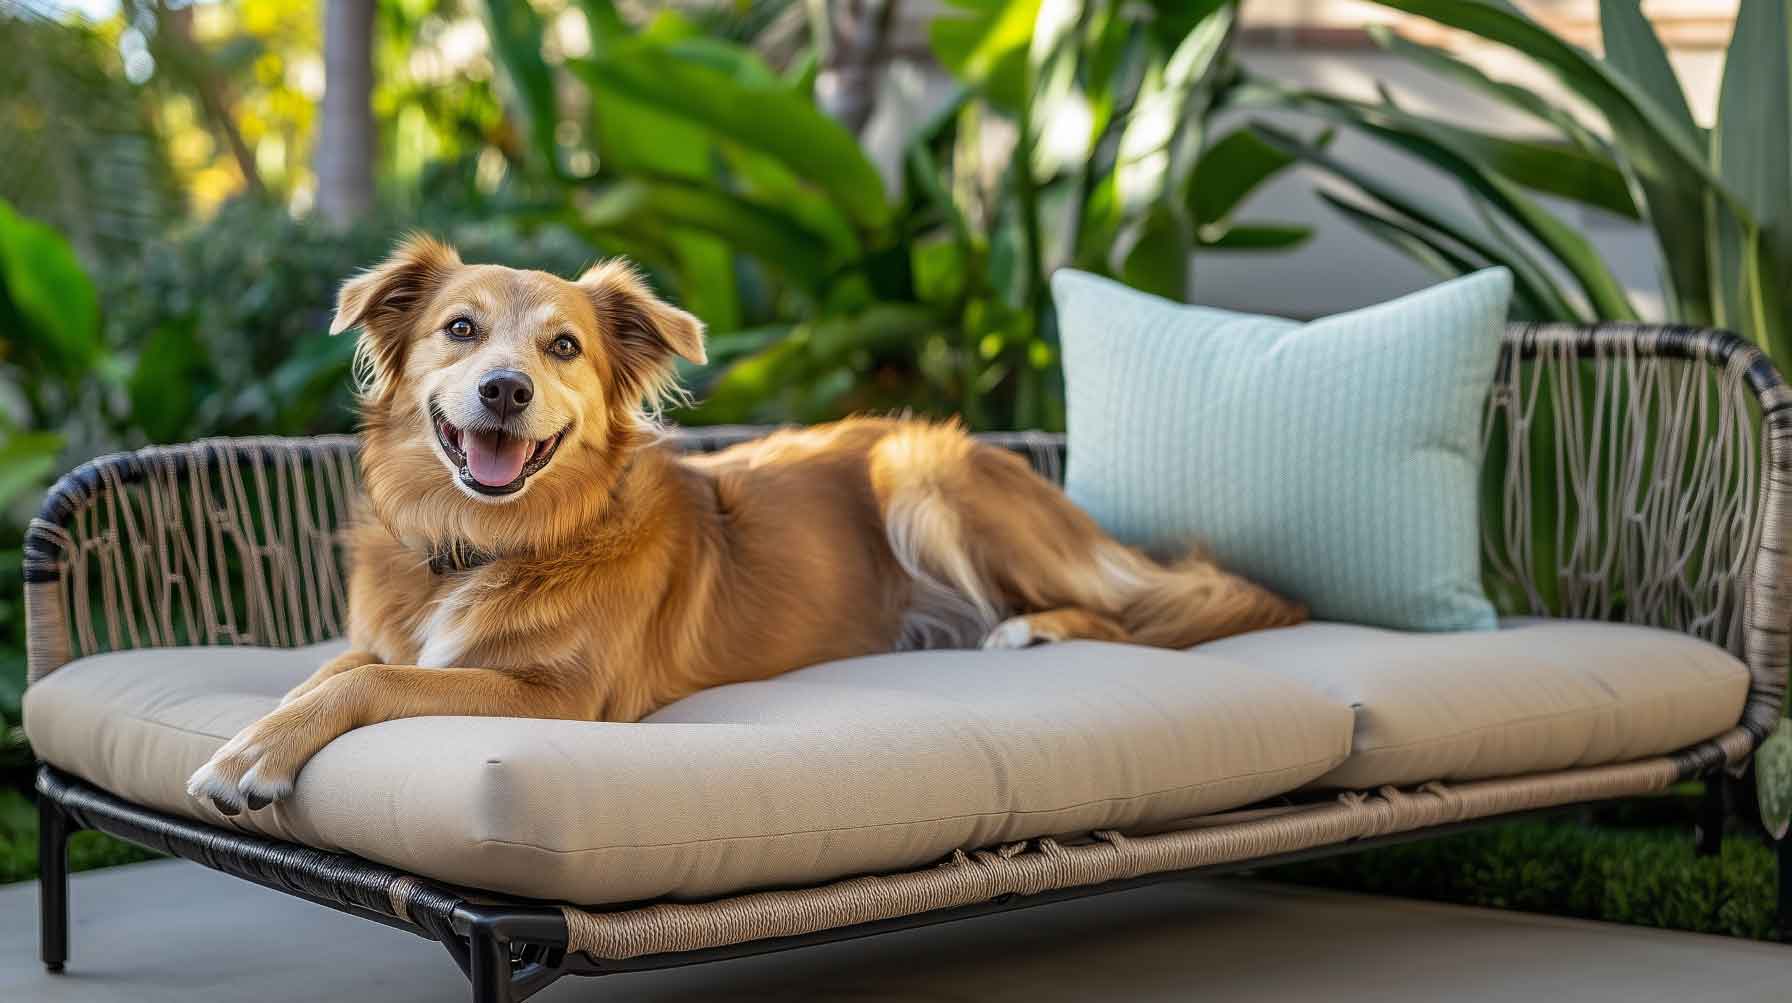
[549,334,581,360]
[446,318,476,341]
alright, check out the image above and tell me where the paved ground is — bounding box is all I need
[0,860,1786,1002]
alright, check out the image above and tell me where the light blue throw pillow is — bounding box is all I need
[1053,267,1511,632]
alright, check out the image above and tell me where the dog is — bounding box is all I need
[186,236,1307,813]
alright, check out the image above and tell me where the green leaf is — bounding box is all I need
[1715,0,1792,360]
[1318,190,1487,280]
[1366,0,1720,191]
[1406,118,1638,220]
[480,0,563,177]
[1313,189,1576,320]
[1262,91,1639,319]
[128,317,210,443]
[1114,5,1232,220]
[626,180,837,287]
[1252,122,1586,322]
[572,45,891,228]
[1597,0,1698,142]
[576,0,628,48]
[930,0,1042,113]
[587,75,713,182]
[1117,205,1191,300]
[1188,128,1299,227]
[913,235,970,305]
[667,231,740,333]
[1363,25,1609,154]
[1757,719,1792,841]
[0,198,101,373]
[1366,0,1725,324]
[1198,222,1313,251]
[0,431,62,511]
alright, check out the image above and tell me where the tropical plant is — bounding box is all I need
[478,0,1308,431]
[1242,0,1787,358]
[1239,0,1792,834]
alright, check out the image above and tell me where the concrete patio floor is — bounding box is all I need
[1,859,1786,1002]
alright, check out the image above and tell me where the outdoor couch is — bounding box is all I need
[22,322,1792,1001]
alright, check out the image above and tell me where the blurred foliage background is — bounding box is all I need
[0,0,1787,939]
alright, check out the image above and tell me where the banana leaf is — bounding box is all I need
[1363,25,1609,157]
[1187,127,1299,227]
[1252,122,1585,322]
[1365,0,1729,323]
[1260,86,1638,319]
[1715,0,1792,360]
[570,44,891,229]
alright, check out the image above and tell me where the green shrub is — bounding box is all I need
[97,197,606,443]
[0,789,158,885]
[1261,817,1778,940]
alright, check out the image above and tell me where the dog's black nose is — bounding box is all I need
[478,369,534,420]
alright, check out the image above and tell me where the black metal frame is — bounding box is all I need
[48,764,1774,1002]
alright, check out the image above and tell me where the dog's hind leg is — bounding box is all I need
[982,608,1131,649]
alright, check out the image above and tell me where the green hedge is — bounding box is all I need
[0,790,158,885]
[1261,817,1779,940]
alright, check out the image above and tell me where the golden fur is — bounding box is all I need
[187,237,1306,812]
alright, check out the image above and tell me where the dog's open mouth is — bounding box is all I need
[432,406,566,496]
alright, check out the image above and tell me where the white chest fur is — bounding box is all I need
[413,578,478,668]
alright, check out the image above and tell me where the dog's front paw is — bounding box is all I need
[186,713,313,814]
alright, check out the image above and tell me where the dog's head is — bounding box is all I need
[333,236,704,547]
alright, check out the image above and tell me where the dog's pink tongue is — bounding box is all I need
[464,430,530,487]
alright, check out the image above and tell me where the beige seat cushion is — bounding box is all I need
[23,640,1353,904]
[1195,618,1750,789]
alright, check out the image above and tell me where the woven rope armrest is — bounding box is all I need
[23,436,362,682]
[1491,323,1792,748]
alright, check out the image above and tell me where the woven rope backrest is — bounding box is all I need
[1485,330,1761,645]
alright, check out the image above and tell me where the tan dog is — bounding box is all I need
[186,237,1306,813]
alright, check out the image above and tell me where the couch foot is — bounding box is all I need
[469,926,513,1003]
[39,789,72,973]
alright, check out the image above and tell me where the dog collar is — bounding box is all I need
[426,540,498,575]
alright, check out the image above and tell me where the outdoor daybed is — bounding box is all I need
[22,322,1792,1002]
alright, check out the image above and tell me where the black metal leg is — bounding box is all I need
[1695,776,1726,857]
[469,926,513,1003]
[38,792,72,974]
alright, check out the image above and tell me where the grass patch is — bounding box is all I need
[1260,817,1779,940]
[0,788,160,885]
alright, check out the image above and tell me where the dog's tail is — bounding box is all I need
[871,421,1305,650]
[1100,545,1308,648]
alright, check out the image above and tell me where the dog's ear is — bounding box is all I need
[331,235,461,398]
[579,260,706,403]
